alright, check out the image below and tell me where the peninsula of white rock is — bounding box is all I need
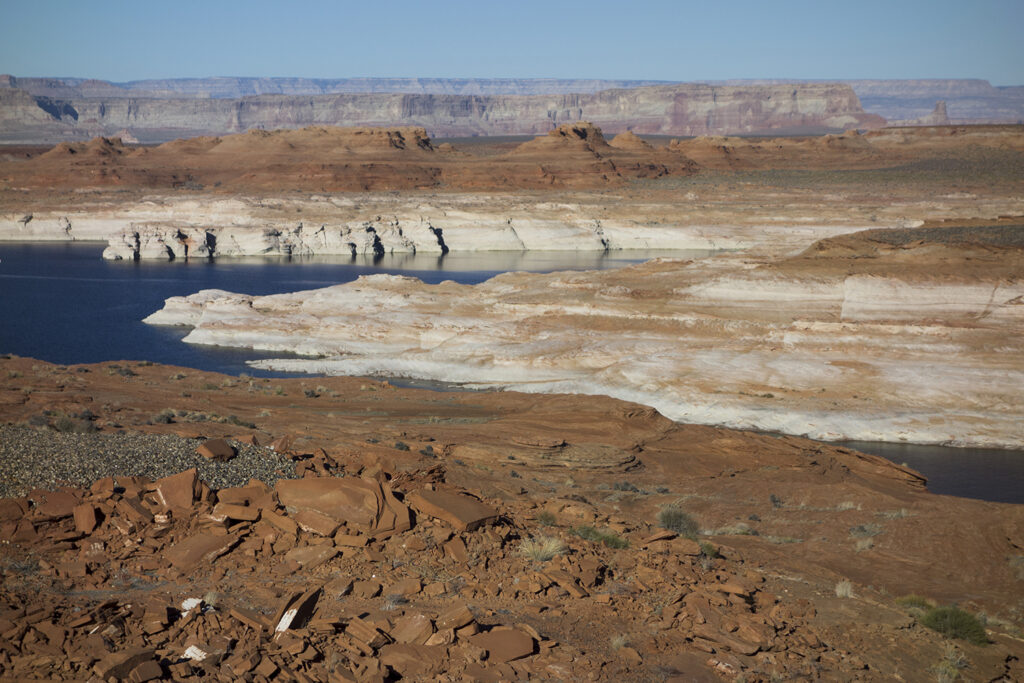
[145,226,1024,449]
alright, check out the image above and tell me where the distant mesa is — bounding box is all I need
[0,77,890,144]
[889,100,951,127]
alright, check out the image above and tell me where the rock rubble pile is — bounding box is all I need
[1,436,893,681]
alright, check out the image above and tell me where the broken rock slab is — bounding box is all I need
[275,476,410,535]
[406,488,500,531]
[273,587,322,635]
[94,647,157,680]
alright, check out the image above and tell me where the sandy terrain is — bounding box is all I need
[0,357,1022,681]
[0,122,1022,680]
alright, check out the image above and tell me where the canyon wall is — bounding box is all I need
[0,81,884,143]
[3,76,1022,137]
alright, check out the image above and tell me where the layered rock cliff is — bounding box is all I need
[0,82,884,143]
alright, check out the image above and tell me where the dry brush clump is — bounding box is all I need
[518,535,567,562]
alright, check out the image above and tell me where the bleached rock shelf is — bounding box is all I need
[0,194,887,260]
[145,256,1024,449]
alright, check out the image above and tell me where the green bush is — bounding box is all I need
[895,594,934,611]
[920,606,988,646]
[698,541,720,559]
[658,506,698,539]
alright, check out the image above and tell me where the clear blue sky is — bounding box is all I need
[1,0,1021,85]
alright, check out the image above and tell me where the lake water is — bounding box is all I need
[839,441,1022,505]
[1,241,1021,504]
[0,241,709,375]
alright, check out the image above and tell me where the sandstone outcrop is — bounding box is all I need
[0,122,701,193]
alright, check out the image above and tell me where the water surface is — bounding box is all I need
[0,241,708,375]
[840,441,1023,505]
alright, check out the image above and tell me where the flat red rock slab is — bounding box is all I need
[469,627,535,663]
[167,533,239,570]
[284,545,337,569]
[154,468,199,512]
[276,477,409,533]
[197,438,235,461]
[73,503,98,533]
[35,490,80,518]
[407,489,499,531]
[379,643,445,676]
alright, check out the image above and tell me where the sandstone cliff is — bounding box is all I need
[0,82,884,143]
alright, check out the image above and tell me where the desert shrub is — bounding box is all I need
[303,388,318,398]
[572,526,629,549]
[770,493,784,508]
[698,541,720,559]
[849,523,884,538]
[613,481,640,492]
[169,373,187,380]
[518,536,567,562]
[393,441,410,451]
[52,416,97,434]
[658,506,698,538]
[226,414,256,428]
[536,511,556,526]
[419,445,435,457]
[1009,555,1024,580]
[876,508,911,519]
[854,538,874,552]
[152,409,175,424]
[920,606,988,646]
[933,643,967,683]
[835,580,855,598]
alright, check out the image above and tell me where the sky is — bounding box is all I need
[1,0,1022,85]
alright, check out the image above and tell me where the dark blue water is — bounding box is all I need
[839,441,1023,505]
[0,241,706,376]
[2,241,1021,503]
